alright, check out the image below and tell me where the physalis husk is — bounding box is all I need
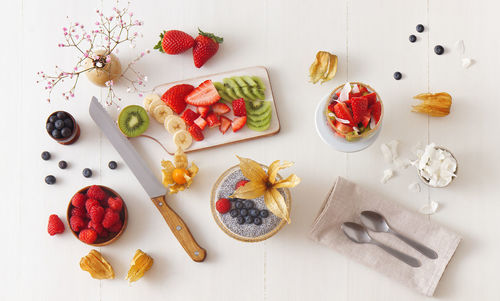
[126,249,154,283]
[309,51,338,84]
[412,92,452,117]
[230,156,300,223]
[161,147,198,194]
[80,249,115,279]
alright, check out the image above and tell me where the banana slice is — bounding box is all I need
[143,94,161,112]
[166,116,186,134]
[153,105,172,123]
[173,130,192,150]
[149,99,164,114]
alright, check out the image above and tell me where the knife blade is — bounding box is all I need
[89,97,206,262]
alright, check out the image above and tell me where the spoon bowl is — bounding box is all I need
[341,222,373,244]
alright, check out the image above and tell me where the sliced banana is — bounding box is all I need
[149,99,164,114]
[143,94,161,112]
[173,130,192,150]
[166,116,186,134]
[153,105,173,124]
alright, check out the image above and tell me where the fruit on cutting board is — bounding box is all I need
[118,105,149,137]
[173,129,192,150]
[185,80,220,106]
[192,28,223,68]
[126,249,154,283]
[154,30,195,54]
[161,84,194,114]
[246,101,272,131]
[165,115,187,134]
[80,249,115,279]
[213,75,266,103]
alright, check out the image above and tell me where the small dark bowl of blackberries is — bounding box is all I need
[46,111,79,144]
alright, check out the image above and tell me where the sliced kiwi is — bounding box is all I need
[118,105,149,137]
[224,87,239,100]
[248,109,271,123]
[242,76,257,87]
[247,100,271,116]
[213,81,225,91]
[241,86,257,100]
[247,114,272,131]
[251,76,266,91]
[251,87,266,100]
[231,76,248,87]
[223,78,239,90]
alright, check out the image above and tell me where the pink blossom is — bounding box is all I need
[62,27,67,31]
[106,56,111,63]
[138,93,143,97]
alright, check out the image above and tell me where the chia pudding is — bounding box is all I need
[211,165,290,242]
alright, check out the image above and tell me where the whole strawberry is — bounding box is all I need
[154,30,195,54]
[193,28,223,68]
[47,214,65,236]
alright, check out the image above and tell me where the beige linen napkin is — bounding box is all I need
[309,177,461,296]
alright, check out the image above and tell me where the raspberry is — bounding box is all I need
[70,215,86,232]
[108,219,123,233]
[71,193,86,208]
[108,197,123,212]
[47,214,65,236]
[232,98,247,117]
[102,208,120,229]
[235,180,249,190]
[216,198,231,214]
[85,198,100,213]
[86,185,107,201]
[88,220,107,237]
[89,205,105,223]
[71,206,86,218]
[78,228,97,244]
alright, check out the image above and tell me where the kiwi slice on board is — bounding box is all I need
[118,105,149,137]
[213,81,225,90]
[242,76,257,87]
[247,114,272,131]
[223,78,240,90]
[247,101,271,116]
[248,109,272,123]
[231,76,248,87]
[224,87,239,100]
[251,76,266,91]
[241,86,257,101]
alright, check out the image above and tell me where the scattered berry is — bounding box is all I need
[235,180,249,190]
[219,116,231,134]
[232,98,247,117]
[393,72,402,80]
[87,185,107,201]
[79,228,98,244]
[85,198,100,213]
[58,160,68,169]
[47,214,65,236]
[230,209,239,217]
[231,116,247,132]
[212,103,230,115]
[194,116,208,130]
[197,106,210,118]
[434,45,444,55]
[155,30,195,55]
[236,216,245,225]
[259,209,269,218]
[253,217,262,225]
[192,28,223,68]
[416,24,424,32]
[206,112,220,128]
[70,215,86,232]
[245,216,254,224]
[240,208,248,217]
[89,205,105,223]
[82,168,92,178]
[102,208,120,229]
[71,193,86,208]
[108,219,123,233]
[244,200,254,209]
[71,206,86,218]
[216,198,231,214]
[235,200,243,209]
[108,197,123,212]
[409,35,417,43]
[108,161,118,169]
[41,151,51,161]
[45,175,56,185]
[181,109,200,126]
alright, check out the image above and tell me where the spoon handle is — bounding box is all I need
[372,241,421,267]
[391,231,438,259]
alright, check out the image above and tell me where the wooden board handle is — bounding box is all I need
[151,195,206,262]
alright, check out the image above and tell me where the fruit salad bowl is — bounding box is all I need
[67,185,128,246]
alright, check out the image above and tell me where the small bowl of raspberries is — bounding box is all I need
[67,185,128,246]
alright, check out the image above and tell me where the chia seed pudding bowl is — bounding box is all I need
[210,165,292,242]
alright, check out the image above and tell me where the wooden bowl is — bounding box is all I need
[67,185,128,246]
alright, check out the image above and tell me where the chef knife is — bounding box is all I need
[89,97,206,262]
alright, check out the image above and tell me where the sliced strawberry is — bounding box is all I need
[231,116,247,132]
[185,80,220,106]
[197,106,210,118]
[188,124,204,141]
[219,116,231,134]
[206,112,220,128]
[358,85,369,95]
[335,121,353,134]
[351,96,368,125]
[370,101,382,124]
[327,102,336,112]
[212,102,230,115]
[181,109,200,126]
[365,92,377,106]
[361,110,371,128]
[232,98,246,117]
[333,102,354,125]
[161,84,194,114]
[194,116,207,130]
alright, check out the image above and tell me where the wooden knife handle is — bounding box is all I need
[151,195,206,262]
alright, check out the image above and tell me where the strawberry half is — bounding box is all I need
[161,84,194,114]
[231,116,247,132]
[212,102,230,115]
[206,112,220,128]
[232,98,246,117]
[219,116,231,134]
[188,124,204,141]
[365,92,377,106]
[197,106,210,118]
[333,102,354,125]
[185,80,220,106]
[351,97,368,125]
[370,101,382,124]
[181,109,200,126]
[194,116,207,130]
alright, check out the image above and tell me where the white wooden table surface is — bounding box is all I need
[2,0,499,300]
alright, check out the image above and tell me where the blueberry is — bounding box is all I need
[416,24,424,33]
[58,160,67,169]
[56,112,67,119]
[434,45,444,55]
[46,122,55,132]
[61,127,72,138]
[54,120,65,129]
[230,209,239,217]
[253,217,262,225]
[108,161,117,169]
[236,216,245,225]
[240,208,248,217]
[64,118,73,128]
[249,208,259,217]
[41,151,51,161]
[49,115,58,123]
[259,209,269,218]
[51,129,61,138]
[409,35,416,43]
[235,200,243,209]
[82,168,92,178]
[45,175,56,185]
[245,216,254,224]
[244,200,254,209]
[393,72,402,80]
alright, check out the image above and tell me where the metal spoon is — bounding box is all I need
[360,211,438,259]
[341,222,421,268]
